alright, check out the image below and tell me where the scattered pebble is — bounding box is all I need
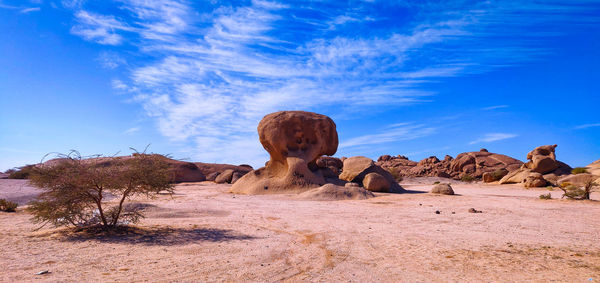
[468,208,482,213]
[435,210,441,214]
[35,270,50,275]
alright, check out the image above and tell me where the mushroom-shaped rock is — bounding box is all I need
[363,172,391,192]
[231,111,339,194]
[339,156,403,193]
[430,183,455,195]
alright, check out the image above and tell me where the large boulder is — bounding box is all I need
[296,184,375,200]
[522,145,571,175]
[363,172,390,192]
[215,169,235,184]
[499,168,533,184]
[430,183,454,195]
[339,156,403,193]
[231,111,340,194]
[523,172,547,188]
[557,173,598,187]
[586,159,600,176]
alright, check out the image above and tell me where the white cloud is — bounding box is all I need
[97,51,126,69]
[20,7,40,13]
[65,0,599,166]
[469,133,518,145]
[124,127,140,134]
[483,105,509,110]
[340,123,436,148]
[574,123,600,130]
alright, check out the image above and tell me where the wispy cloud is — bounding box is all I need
[123,127,140,134]
[469,133,518,145]
[483,105,509,110]
[20,7,40,13]
[96,51,126,69]
[340,123,435,148]
[64,0,600,165]
[574,123,600,130]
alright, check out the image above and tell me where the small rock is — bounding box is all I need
[468,208,482,213]
[35,270,50,275]
[435,210,441,214]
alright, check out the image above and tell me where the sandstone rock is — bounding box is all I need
[194,162,252,177]
[231,111,339,194]
[523,172,547,188]
[316,156,343,175]
[499,168,532,184]
[215,169,235,184]
[345,182,360,188]
[206,172,219,181]
[430,183,454,195]
[522,145,572,175]
[482,168,509,183]
[296,184,375,201]
[339,156,403,193]
[586,159,600,176]
[230,171,244,184]
[557,173,598,187]
[363,172,391,192]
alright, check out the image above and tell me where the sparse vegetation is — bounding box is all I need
[385,167,403,182]
[7,165,36,179]
[27,150,174,229]
[559,181,598,200]
[433,181,440,184]
[539,193,552,200]
[0,199,18,212]
[571,167,588,174]
[461,174,475,183]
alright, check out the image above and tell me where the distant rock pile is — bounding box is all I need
[339,156,403,193]
[376,148,522,181]
[499,145,572,187]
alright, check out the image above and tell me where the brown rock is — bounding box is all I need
[231,111,339,194]
[296,184,375,200]
[339,156,403,193]
[363,172,391,192]
[499,168,532,184]
[430,183,454,195]
[482,168,509,183]
[194,162,252,176]
[215,169,235,184]
[522,145,571,175]
[523,172,547,188]
[230,171,245,184]
[557,173,598,187]
[206,172,220,181]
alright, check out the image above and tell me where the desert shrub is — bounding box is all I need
[539,193,552,200]
[27,150,174,229]
[559,180,598,200]
[461,174,475,183]
[571,167,588,174]
[385,167,403,182]
[8,165,36,179]
[433,181,440,184]
[0,199,18,212]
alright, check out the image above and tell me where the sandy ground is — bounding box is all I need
[1,178,599,282]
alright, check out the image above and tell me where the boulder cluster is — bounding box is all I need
[231,111,403,195]
[376,149,522,181]
[499,145,572,187]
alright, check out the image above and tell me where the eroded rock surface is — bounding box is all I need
[231,111,340,194]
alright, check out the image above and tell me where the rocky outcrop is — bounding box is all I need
[557,173,598,187]
[339,156,403,193]
[231,111,341,194]
[296,184,375,200]
[586,159,600,176]
[499,145,571,187]
[430,183,454,195]
[215,169,235,184]
[376,149,522,181]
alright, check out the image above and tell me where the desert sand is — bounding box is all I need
[1,178,599,282]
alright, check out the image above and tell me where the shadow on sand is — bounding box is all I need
[59,226,256,246]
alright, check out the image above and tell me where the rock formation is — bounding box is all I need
[296,184,375,200]
[586,159,600,176]
[500,145,571,187]
[231,111,343,194]
[430,183,454,195]
[339,156,403,192]
[376,149,522,181]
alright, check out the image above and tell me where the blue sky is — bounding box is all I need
[1,0,599,171]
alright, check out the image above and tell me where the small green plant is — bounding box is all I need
[559,180,598,200]
[546,186,554,191]
[571,167,588,174]
[461,174,475,183]
[385,167,403,182]
[433,181,440,184]
[0,199,18,212]
[539,193,552,200]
